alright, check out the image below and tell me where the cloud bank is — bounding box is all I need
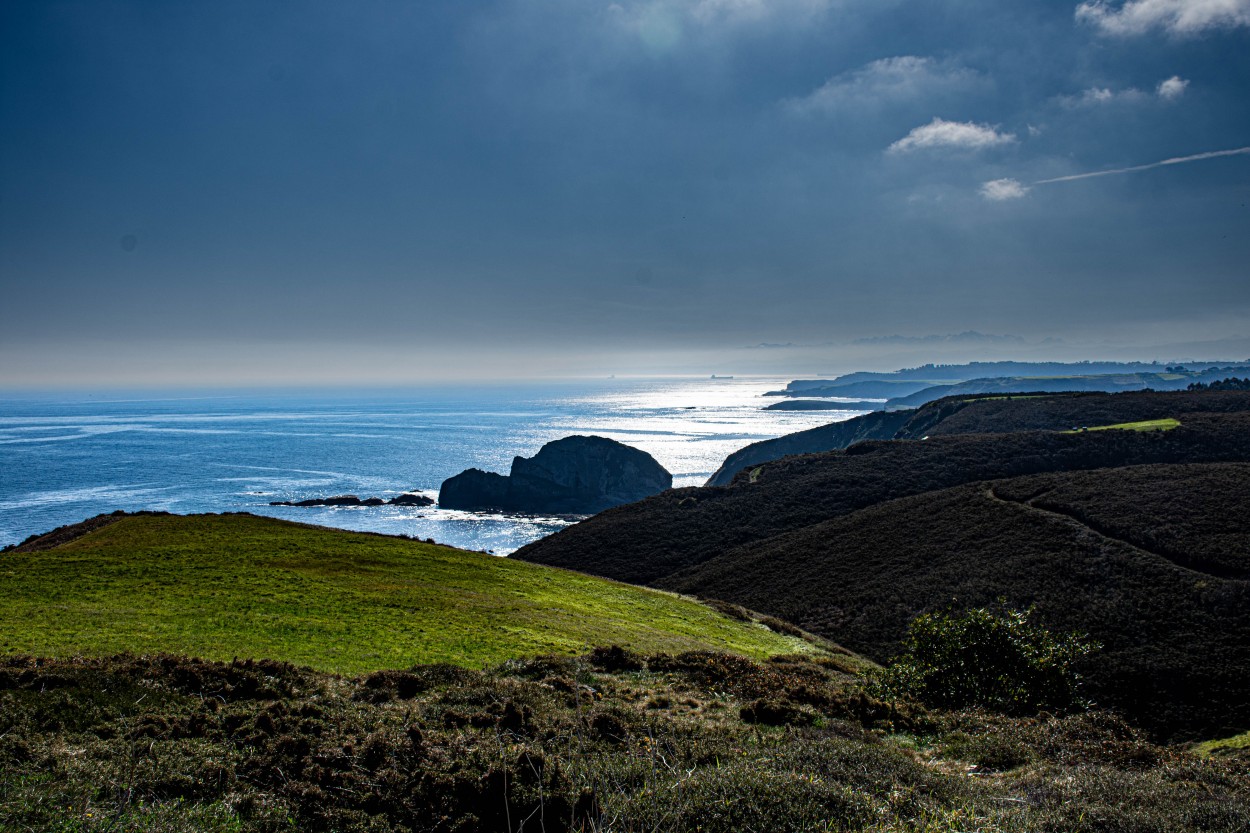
[3,1,1248,384]
[1076,0,1250,36]
[785,56,981,115]
[1060,76,1189,106]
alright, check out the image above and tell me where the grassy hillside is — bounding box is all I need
[519,410,1250,587]
[0,513,809,673]
[664,463,1250,739]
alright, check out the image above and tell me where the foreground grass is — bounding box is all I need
[0,513,809,672]
[2,652,1246,833]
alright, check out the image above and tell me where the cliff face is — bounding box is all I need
[439,435,672,514]
[705,409,913,486]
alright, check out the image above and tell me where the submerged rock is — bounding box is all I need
[270,492,434,508]
[269,494,370,507]
[439,435,672,514]
[388,492,435,506]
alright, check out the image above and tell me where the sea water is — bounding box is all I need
[0,377,859,554]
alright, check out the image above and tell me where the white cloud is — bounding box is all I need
[1058,76,1189,106]
[888,118,1016,153]
[1157,75,1190,99]
[1058,85,1148,106]
[609,0,833,51]
[1076,0,1250,36]
[784,56,981,115]
[691,0,830,25]
[980,178,1030,200]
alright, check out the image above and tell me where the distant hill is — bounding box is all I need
[770,379,941,398]
[762,399,884,411]
[770,362,1250,406]
[881,368,1250,409]
[769,360,1247,397]
[0,512,808,673]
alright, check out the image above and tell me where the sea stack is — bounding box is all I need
[439,435,672,514]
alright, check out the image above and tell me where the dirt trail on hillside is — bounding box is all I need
[984,485,1239,581]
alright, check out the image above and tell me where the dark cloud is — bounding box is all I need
[1,0,1247,383]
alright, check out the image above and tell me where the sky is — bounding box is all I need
[1,0,1248,385]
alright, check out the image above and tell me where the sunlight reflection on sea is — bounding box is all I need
[0,378,863,553]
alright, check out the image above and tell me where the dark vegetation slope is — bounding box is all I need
[6,651,1249,833]
[709,389,1250,485]
[522,410,1250,586]
[666,464,1250,739]
[517,393,1250,739]
[707,409,913,486]
[918,389,1250,436]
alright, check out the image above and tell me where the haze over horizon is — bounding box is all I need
[3,1,1248,386]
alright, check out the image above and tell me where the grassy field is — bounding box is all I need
[0,513,810,673]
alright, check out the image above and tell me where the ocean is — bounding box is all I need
[0,377,859,554]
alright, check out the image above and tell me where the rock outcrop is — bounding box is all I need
[439,435,672,514]
[438,469,511,510]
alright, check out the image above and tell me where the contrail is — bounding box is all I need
[1035,146,1250,184]
[981,145,1250,200]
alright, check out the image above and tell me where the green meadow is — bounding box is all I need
[0,513,809,673]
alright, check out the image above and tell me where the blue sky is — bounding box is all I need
[2,0,1248,384]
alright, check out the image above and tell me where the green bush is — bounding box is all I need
[874,606,1096,715]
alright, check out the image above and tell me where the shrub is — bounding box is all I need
[873,605,1096,715]
[759,615,805,637]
